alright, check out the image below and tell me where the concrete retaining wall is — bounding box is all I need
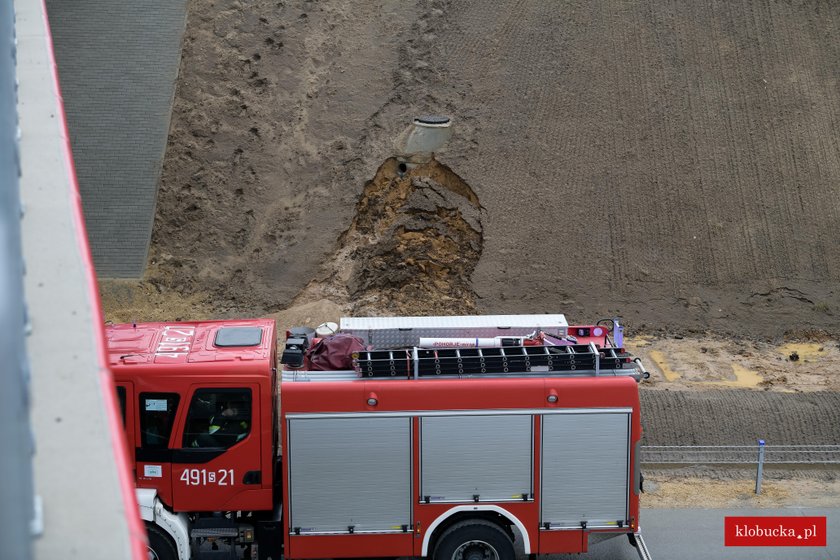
[45,0,188,277]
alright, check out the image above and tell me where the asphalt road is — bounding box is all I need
[538,508,839,560]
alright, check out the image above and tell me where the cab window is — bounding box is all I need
[139,393,180,448]
[183,388,252,449]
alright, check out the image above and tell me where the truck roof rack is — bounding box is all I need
[281,314,648,382]
[282,344,647,382]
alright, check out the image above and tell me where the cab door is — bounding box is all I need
[171,385,265,512]
[136,392,181,506]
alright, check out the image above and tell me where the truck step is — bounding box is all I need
[633,531,654,560]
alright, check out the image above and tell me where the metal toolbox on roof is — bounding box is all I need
[340,314,568,348]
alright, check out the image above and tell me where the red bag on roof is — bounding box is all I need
[308,333,366,371]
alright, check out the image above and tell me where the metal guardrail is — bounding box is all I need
[641,442,840,494]
[641,444,840,465]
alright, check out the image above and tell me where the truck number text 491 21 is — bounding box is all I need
[179,468,235,486]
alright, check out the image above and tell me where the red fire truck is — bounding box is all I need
[106,314,653,560]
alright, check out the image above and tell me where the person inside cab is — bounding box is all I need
[192,399,249,448]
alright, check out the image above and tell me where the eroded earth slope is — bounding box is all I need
[142,0,840,339]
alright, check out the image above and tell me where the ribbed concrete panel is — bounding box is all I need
[44,0,188,277]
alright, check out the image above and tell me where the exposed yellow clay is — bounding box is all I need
[625,335,653,348]
[704,363,763,388]
[777,342,824,361]
[649,349,680,381]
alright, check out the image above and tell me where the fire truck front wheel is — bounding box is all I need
[146,523,178,560]
[433,519,515,560]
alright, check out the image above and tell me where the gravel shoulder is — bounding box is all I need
[644,467,840,509]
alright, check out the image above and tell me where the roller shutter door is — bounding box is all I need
[541,411,630,528]
[421,415,532,502]
[288,416,411,533]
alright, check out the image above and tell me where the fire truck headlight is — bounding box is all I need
[240,528,254,542]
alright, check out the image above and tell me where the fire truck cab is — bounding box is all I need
[107,314,652,560]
